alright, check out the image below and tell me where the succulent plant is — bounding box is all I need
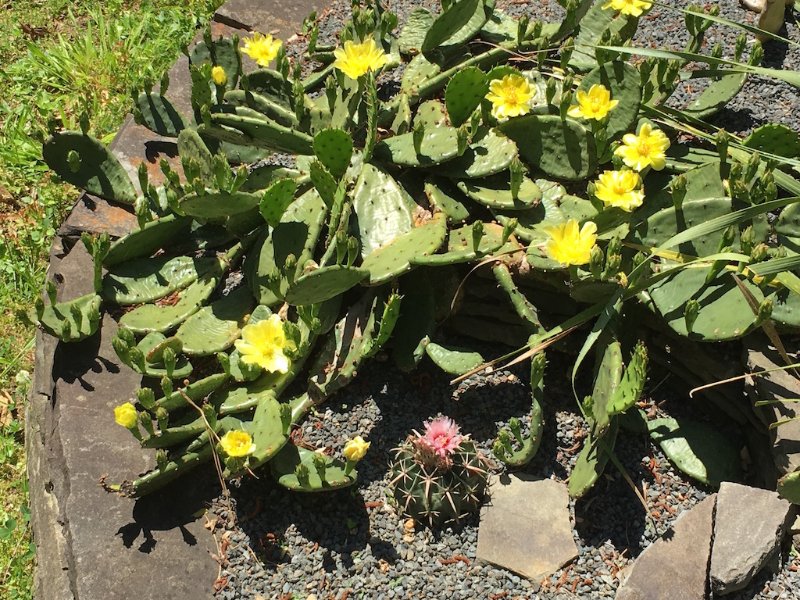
[36,0,800,505]
[388,417,490,526]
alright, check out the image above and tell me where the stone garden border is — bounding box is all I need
[26,2,322,598]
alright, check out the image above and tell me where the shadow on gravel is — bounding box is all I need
[232,477,371,569]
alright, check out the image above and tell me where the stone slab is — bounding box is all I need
[476,475,578,581]
[215,0,326,36]
[710,482,794,595]
[27,1,323,598]
[615,495,716,600]
[744,338,800,475]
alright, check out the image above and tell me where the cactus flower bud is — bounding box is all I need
[343,436,370,462]
[211,65,227,86]
[756,298,773,324]
[492,439,508,460]
[295,463,310,483]
[716,129,729,163]
[311,452,327,477]
[740,226,754,255]
[589,244,605,279]
[751,243,769,262]
[156,449,169,470]
[508,417,522,442]
[472,220,484,251]
[684,299,699,334]
[136,387,156,411]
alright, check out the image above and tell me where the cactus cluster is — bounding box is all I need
[37,0,800,508]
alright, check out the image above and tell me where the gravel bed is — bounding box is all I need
[210,1,800,598]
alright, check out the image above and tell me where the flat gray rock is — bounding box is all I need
[745,339,800,475]
[476,475,578,581]
[615,495,715,600]
[710,482,794,595]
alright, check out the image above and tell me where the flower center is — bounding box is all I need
[637,140,651,156]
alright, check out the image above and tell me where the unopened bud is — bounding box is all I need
[684,299,699,334]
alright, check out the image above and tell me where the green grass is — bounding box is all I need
[0,1,220,596]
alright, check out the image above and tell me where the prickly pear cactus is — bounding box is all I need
[37,0,800,509]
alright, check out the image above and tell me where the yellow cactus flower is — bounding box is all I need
[544,220,598,266]
[219,430,256,457]
[241,32,282,67]
[332,38,388,80]
[593,169,645,211]
[211,65,227,86]
[615,123,671,171]
[602,0,652,17]
[485,74,535,121]
[343,436,370,462]
[567,84,619,121]
[114,402,138,429]
[234,314,291,373]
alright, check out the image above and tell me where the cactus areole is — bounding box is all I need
[37,0,800,513]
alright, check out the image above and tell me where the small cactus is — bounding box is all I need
[388,417,489,527]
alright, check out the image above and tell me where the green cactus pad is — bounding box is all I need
[770,287,800,329]
[425,342,484,375]
[361,213,448,285]
[777,470,800,504]
[103,214,192,267]
[590,336,623,438]
[141,415,206,449]
[495,179,567,242]
[243,397,291,470]
[499,115,597,181]
[42,131,137,204]
[413,99,448,128]
[119,271,220,334]
[223,89,298,128]
[177,129,215,180]
[204,111,314,155]
[133,331,193,379]
[743,124,800,159]
[240,68,293,108]
[270,444,357,492]
[631,197,733,257]
[456,172,542,211]
[36,293,102,343]
[422,0,489,55]
[648,417,741,486]
[578,61,641,139]
[480,9,516,43]
[154,373,229,412]
[569,0,638,72]
[424,179,470,223]
[309,160,337,206]
[398,8,435,55]
[353,164,417,258]
[175,286,253,355]
[190,36,240,88]
[259,178,298,227]
[568,422,618,498]
[180,189,263,219]
[412,222,504,266]
[445,67,488,127]
[313,128,354,179]
[133,92,187,137]
[437,129,518,179]
[285,265,370,305]
[241,165,303,193]
[607,342,648,415]
[102,256,218,305]
[648,268,764,341]
[373,127,462,167]
[683,72,747,121]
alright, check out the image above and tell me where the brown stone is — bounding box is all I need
[476,475,578,581]
[615,495,716,600]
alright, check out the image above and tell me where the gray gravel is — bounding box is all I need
[210,1,800,598]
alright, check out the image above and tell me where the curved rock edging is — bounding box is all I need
[26,2,324,599]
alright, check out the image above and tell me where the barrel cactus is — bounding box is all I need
[388,417,489,526]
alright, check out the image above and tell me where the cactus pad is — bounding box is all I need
[175,286,253,355]
[285,265,370,305]
[437,129,518,179]
[445,67,488,127]
[457,172,542,210]
[43,131,137,204]
[270,444,357,492]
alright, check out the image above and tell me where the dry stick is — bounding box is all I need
[179,388,229,498]
[730,273,795,372]
[689,361,800,397]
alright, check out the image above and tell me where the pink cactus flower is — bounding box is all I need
[419,416,463,458]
